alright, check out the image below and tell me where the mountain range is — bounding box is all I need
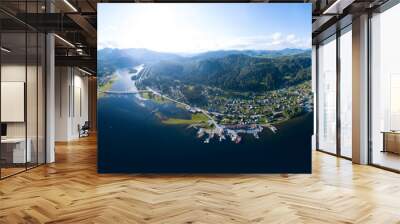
[98,48,311,92]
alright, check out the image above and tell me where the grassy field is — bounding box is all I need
[140,92,151,99]
[176,103,188,110]
[140,92,169,104]
[162,113,209,125]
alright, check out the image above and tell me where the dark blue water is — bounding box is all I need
[98,94,313,173]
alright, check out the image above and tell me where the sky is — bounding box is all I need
[98,3,311,53]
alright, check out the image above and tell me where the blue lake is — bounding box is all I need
[97,93,313,173]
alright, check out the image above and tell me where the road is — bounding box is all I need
[146,87,220,128]
[101,64,275,133]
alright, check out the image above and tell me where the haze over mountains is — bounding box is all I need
[98,48,311,92]
[98,48,310,66]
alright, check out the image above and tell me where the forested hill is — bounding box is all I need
[98,48,311,92]
[146,52,311,92]
[97,48,182,76]
[191,48,309,60]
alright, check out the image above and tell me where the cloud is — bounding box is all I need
[98,40,119,49]
[221,33,310,51]
[98,4,311,53]
[272,32,283,41]
[99,33,310,51]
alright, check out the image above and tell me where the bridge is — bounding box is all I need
[100,90,151,95]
